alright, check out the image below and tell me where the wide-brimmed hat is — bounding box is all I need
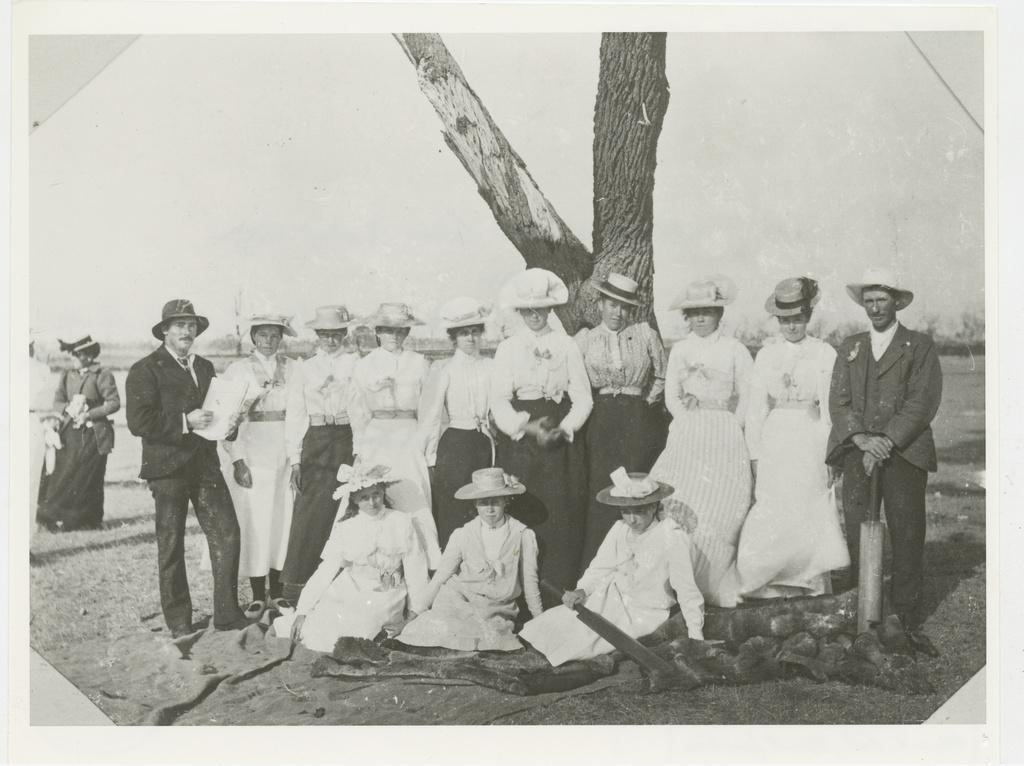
[331,461,398,503]
[365,302,425,328]
[454,467,526,500]
[669,275,737,311]
[248,313,297,337]
[440,297,492,330]
[592,272,642,308]
[596,469,675,508]
[58,335,101,357]
[305,305,353,331]
[501,268,569,309]
[151,299,210,340]
[845,266,914,310]
[765,277,821,317]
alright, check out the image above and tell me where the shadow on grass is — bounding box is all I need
[100,512,156,529]
[928,481,986,498]
[918,532,986,624]
[30,525,205,568]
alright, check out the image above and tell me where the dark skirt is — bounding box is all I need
[496,398,587,607]
[280,424,353,600]
[580,394,669,568]
[432,427,494,548]
[36,425,107,531]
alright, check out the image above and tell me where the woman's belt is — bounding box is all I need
[771,400,816,410]
[696,399,731,411]
[309,414,350,426]
[596,385,643,397]
[248,410,286,422]
[448,417,488,430]
[371,409,417,420]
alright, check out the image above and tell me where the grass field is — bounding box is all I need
[28,355,985,725]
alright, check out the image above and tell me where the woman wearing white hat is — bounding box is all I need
[490,268,593,604]
[419,297,497,547]
[278,306,359,604]
[648,275,754,606]
[574,272,668,567]
[349,303,441,568]
[214,314,299,618]
[720,278,849,606]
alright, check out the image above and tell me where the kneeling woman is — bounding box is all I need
[398,468,543,652]
[280,463,429,652]
[519,472,704,667]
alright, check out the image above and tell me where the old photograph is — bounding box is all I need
[6,2,1002,762]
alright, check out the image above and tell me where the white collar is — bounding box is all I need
[526,326,553,340]
[253,350,276,365]
[453,348,483,364]
[689,329,720,343]
[165,345,193,363]
[870,321,899,342]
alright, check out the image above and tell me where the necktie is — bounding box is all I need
[177,356,197,386]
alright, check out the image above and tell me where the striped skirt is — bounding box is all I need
[648,408,752,606]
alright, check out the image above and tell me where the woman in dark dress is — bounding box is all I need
[490,269,593,605]
[420,297,496,548]
[36,336,120,531]
[574,273,668,567]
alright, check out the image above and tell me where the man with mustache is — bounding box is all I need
[827,267,943,657]
[126,299,248,637]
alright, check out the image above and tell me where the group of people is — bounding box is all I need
[33,262,943,662]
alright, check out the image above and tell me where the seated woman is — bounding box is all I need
[276,462,429,652]
[398,468,543,652]
[518,471,704,667]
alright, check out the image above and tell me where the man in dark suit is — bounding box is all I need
[126,299,248,636]
[827,267,943,655]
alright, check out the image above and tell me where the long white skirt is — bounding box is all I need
[358,417,441,568]
[519,577,669,667]
[648,409,751,606]
[205,420,293,578]
[724,408,849,603]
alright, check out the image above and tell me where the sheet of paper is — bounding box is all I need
[192,376,250,441]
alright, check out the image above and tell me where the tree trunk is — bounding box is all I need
[394,33,594,332]
[587,33,670,330]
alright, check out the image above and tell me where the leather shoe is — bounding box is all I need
[905,629,940,658]
[170,624,194,639]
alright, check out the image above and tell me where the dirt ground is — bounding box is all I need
[28,355,985,725]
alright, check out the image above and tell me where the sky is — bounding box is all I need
[28,32,983,344]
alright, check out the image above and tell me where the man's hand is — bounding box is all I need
[186,409,213,430]
[289,614,306,645]
[289,465,302,495]
[233,460,253,488]
[561,589,586,609]
[827,465,840,488]
[862,451,879,476]
[851,433,892,461]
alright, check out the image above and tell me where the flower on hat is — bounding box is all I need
[332,461,394,501]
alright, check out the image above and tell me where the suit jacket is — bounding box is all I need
[126,345,220,480]
[826,324,942,472]
[53,365,120,455]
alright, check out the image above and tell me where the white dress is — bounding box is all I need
[648,329,754,606]
[720,336,850,604]
[278,508,430,652]
[519,518,704,667]
[350,346,441,568]
[215,352,296,578]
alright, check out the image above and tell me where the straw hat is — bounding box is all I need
[595,471,675,508]
[151,299,210,340]
[669,275,737,311]
[364,302,425,328]
[305,305,353,331]
[58,335,101,357]
[592,272,642,307]
[501,268,569,309]
[248,313,297,337]
[454,468,526,500]
[440,297,492,329]
[764,277,821,317]
[331,462,398,503]
[845,266,914,310]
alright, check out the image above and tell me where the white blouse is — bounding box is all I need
[577,518,705,640]
[350,347,431,450]
[663,330,754,424]
[284,350,359,465]
[222,352,295,460]
[744,335,837,460]
[490,327,593,440]
[419,350,493,466]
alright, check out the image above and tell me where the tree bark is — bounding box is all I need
[587,33,669,330]
[394,33,594,332]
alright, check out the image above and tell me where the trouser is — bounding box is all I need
[148,453,242,631]
[840,450,929,629]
